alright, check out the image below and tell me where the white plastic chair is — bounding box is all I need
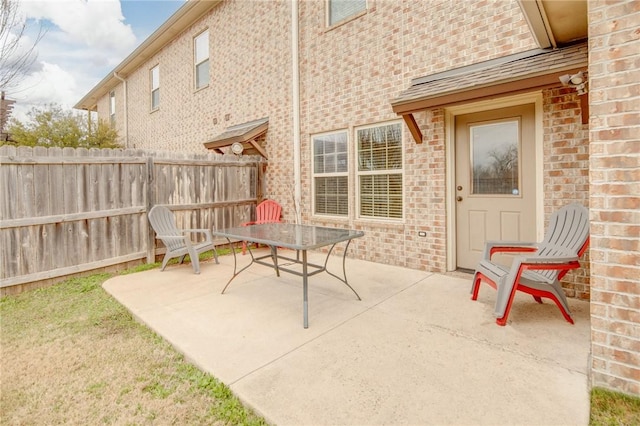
[148,205,219,274]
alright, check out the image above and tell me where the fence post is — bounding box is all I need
[145,155,156,264]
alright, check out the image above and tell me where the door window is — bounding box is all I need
[470,119,520,196]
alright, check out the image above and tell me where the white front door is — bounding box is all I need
[455,104,537,270]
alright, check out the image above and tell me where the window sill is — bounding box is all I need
[311,214,349,224]
[353,217,405,229]
[194,84,209,94]
[325,6,374,33]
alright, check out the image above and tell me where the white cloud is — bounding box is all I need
[10,62,79,122]
[20,0,136,55]
[7,0,138,123]
[5,0,183,125]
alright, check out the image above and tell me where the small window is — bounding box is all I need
[150,65,160,110]
[357,122,403,219]
[194,30,209,89]
[109,91,115,127]
[328,0,366,26]
[470,120,520,195]
[312,131,349,216]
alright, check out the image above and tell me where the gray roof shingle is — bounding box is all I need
[391,42,588,108]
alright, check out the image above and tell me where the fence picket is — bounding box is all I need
[0,147,262,292]
[33,146,50,216]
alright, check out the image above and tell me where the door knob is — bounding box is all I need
[456,196,463,202]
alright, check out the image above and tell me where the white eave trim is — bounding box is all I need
[517,0,555,48]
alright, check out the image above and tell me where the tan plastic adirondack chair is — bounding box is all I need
[148,205,219,274]
[240,199,282,254]
[471,203,589,326]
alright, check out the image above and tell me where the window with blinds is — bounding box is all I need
[328,0,366,26]
[357,123,403,219]
[312,131,349,216]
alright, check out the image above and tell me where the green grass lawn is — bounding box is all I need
[1,252,267,425]
[590,387,640,426]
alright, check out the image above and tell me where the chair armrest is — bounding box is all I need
[518,254,579,265]
[155,235,187,241]
[240,221,257,227]
[483,241,538,260]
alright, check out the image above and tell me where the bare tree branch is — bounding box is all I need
[0,0,46,90]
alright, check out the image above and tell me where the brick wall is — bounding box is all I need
[543,87,591,298]
[588,0,640,396]
[298,0,537,269]
[97,85,124,137]
[109,1,296,216]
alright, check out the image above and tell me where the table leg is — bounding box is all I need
[221,238,254,294]
[221,238,236,294]
[271,245,280,277]
[303,249,308,328]
[323,239,361,300]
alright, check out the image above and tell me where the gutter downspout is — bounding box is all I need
[291,0,302,225]
[113,72,129,147]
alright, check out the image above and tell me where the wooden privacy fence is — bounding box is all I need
[0,145,264,293]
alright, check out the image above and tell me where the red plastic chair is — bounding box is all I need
[241,199,282,254]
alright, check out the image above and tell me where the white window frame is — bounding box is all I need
[109,90,115,127]
[327,0,367,26]
[194,30,209,90]
[150,65,160,111]
[356,121,404,220]
[311,130,349,217]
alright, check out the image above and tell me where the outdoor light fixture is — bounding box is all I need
[559,71,588,95]
[231,142,244,155]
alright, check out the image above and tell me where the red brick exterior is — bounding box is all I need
[297,0,538,271]
[543,87,591,299]
[588,0,640,396]
[100,0,295,207]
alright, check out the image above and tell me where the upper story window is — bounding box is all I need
[194,30,209,90]
[150,65,160,110]
[328,0,366,26]
[357,122,403,219]
[109,90,115,127]
[312,131,349,216]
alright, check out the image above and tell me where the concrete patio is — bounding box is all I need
[103,249,591,425]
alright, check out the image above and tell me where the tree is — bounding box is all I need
[486,144,518,180]
[473,144,519,194]
[5,104,121,149]
[0,0,45,91]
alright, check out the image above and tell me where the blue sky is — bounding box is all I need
[121,0,184,40]
[7,0,185,122]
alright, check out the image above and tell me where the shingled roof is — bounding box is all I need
[391,42,588,115]
[203,117,269,158]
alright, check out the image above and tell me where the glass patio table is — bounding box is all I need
[213,223,364,328]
